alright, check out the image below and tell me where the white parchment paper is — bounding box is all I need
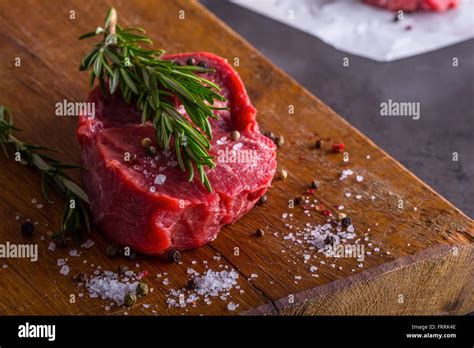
[232,0,474,62]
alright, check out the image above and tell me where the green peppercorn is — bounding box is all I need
[146,146,157,156]
[106,244,118,257]
[21,222,35,236]
[141,137,152,148]
[136,282,149,296]
[124,292,137,307]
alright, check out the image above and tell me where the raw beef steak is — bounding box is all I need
[77,52,277,255]
[363,0,459,11]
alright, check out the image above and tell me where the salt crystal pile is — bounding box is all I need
[166,268,239,310]
[85,271,139,306]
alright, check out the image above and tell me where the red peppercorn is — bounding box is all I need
[307,188,316,195]
[332,143,345,153]
[323,210,332,216]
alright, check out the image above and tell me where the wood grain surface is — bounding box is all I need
[0,0,472,315]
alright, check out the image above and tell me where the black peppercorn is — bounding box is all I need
[341,217,352,228]
[315,139,322,149]
[294,196,303,205]
[197,61,207,68]
[187,57,196,65]
[255,228,264,237]
[324,235,336,246]
[187,278,198,290]
[311,180,320,189]
[167,249,181,263]
[21,222,35,236]
[73,272,87,282]
[257,195,267,205]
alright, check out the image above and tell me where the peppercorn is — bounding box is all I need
[187,57,196,65]
[230,130,240,141]
[54,237,66,248]
[146,146,157,156]
[187,278,198,290]
[294,196,303,205]
[315,139,322,149]
[257,195,267,205]
[72,272,87,282]
[136,282,149,296]
[167,249,181,263]
[118,265,130,275]
[141,137,152,148]
[21,221,35,236]
[264,131,277,141]
[106,244,118,257]
[255,228,264,237]
[405,25,412,31]
[332,143,345,153]
[197,61,207,68]
[324,235,336,246]
[279,169,288,180]
[276,136,284,147]
[311,180,320,189]
[124,292,137,307]
[341,217,352,228]
[174,61,182,66]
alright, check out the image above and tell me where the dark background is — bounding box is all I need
[201,0,473,218]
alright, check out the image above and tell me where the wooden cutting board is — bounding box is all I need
[0,0,472,315]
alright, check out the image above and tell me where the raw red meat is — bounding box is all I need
[77,52,277,255]
[363,0,459,11]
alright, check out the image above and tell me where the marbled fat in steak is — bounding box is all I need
[77,52,277,255]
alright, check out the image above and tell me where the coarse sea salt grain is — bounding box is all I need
[339,169,354,181]
[154,174,167,185]
[81,239,95,249]
[233,143,243,151]
[150,186,156,193]
[227,301,239,311]
[48,242,56,252]
[60,265,70,276]
[356,175,364,182]
[69,249,79,257]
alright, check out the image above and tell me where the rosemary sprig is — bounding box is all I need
[79,8,227,191]
[0,106,90,244]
